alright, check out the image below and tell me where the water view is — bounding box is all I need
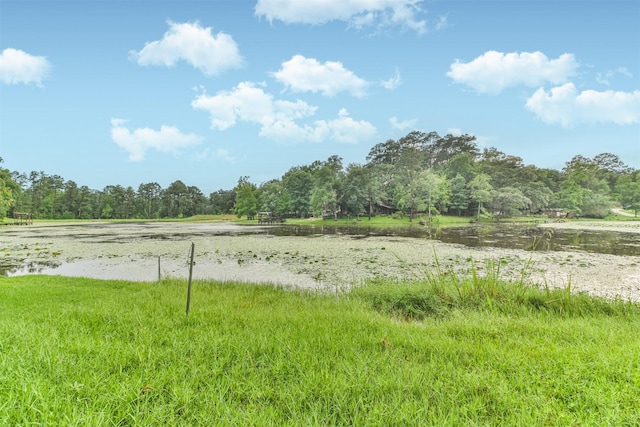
[259,223,640,256]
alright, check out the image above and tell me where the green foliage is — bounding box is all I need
[448,174,468,215]
[441,152,477,181]
[2,136,635,221]
[492,186,531,217]
[209,188,236,215]
[101,202,114,219]
[581,192,612,218]
[281,166,313,217]
[616,172,640,216]
[478,147,532,188]
[257,179,285,215]
[0,185,13,220]
[467,173,494,220]
[233,176,259,218]
[354,256,638,319]
[342,163,370,218]
[137,182,162,218]
[521,181,554,213]
[0,157,18,219]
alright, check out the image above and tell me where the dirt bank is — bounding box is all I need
[2,221,639,302]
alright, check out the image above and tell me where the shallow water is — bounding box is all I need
[262,224,640,256]
[2,222,639,277]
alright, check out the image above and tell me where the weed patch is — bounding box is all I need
[354,255,639,319]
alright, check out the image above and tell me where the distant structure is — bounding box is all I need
[257,212,285,224]
[13,212,33,225]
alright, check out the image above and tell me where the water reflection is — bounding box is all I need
[260,224,640,256]
[0,260,61,276]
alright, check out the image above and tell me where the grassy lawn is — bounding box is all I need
[1,273,638,426]
[3,212,637,228]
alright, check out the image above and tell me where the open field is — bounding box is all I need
[1,275,639,425]
[2,220,640,302]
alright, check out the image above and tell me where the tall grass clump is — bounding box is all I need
[353,252,638,319]
[2,274,639,426]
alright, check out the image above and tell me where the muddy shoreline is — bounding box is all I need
[2,221,639,302]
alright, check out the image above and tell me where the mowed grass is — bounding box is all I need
[1,273,639,426]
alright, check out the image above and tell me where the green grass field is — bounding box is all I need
[1,270,639,426]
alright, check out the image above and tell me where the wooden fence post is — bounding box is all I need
[186,243,195,315]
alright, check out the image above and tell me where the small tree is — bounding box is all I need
[310,185,336,218]
[233,176,258,219]
[522,181,553,213]
[0,158,17,219]
[468,173,494,220]
[491,187,531,218]
[417,169,447,220]
[342,164,369,219]
[616,173,640,217]
[449,174,469,216]
[581,192,611,218]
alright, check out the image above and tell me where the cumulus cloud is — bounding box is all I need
[111,119,203,161]
[255,0,429,34]
[129,21,243,76]
[525,83,640,127]
[271,55,368,97]
[447,51,578,94]
[0,48,51,86]
[191,82,376,143]
[390,116,416,130]
[315,108,377,144]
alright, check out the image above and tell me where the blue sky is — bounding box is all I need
[1,0,639,193]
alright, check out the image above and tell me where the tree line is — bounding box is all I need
[1,131,639,221]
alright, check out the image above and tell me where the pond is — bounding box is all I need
[1,221,640,278]
[2,221,640,302]
[257,224,640,257]
[28,222,636,256]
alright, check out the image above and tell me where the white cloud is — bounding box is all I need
[447,51,578,95]
[525,83,640,127]
[111,119,203,161]
[596,67,633,86]
[381,68,402,90]
[214,148,237,163]
[272,55,368,97]
[192,82,376,143]
[192,81,315,131]
[255,0,428,34]
[197,147,237,163]
[129,21,243,76]
[433,15,448,31]
[447,128,462,136]
[317,108,377,144]
[0,48,51,86]
[390,116,416,130]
